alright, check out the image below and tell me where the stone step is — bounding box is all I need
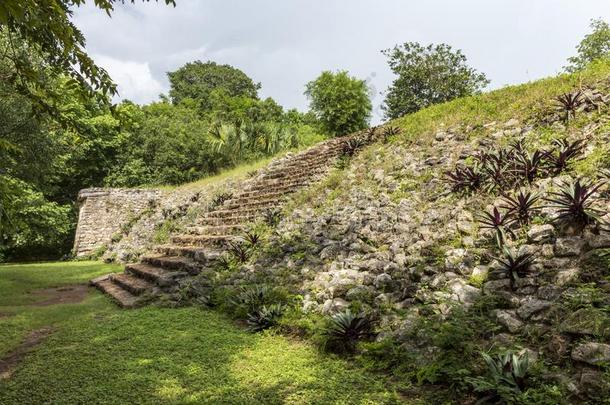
[237,182,309,198]
[185,224,245,236]
[198,215,255,226]
[170,234,236,247]
[224,198,281,211]
[261,164,331,180]
[155,245,224,262]
[125,263,177,283]
[204,207,265,219]
[110,273,153,296]
[140,255,201,275]
[93,277,139,308]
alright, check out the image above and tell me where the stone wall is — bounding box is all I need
[73,188,164,257]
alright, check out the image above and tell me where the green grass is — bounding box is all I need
[0,262,401,404]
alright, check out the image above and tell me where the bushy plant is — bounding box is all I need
[544,139,585,175]
[246,304,285,332]
[467,351,531,404]
[242,230,262,247]
[231,285,270,314]
[227,241,251,263]
[477,207,515,247]
[555,91,584,123]
[545,179,605,230]
[500,191,540,226]
[495,247,536,290]
[446,165,484,193]
[262,207,282,227]
[322,310,374,354]
[381,126,401,143]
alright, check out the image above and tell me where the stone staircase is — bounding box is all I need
[90,133,367,308]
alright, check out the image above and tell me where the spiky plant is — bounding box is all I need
[482,150,512,192]
[323,310,374,354]
[545,179,605,230]
[227,241,251,263]
[246,304,284,332]
[477,207,516,247]
[242,230,262,247]
[381,126,401,143]
[342,136,367,157]
[500,191,540,226]
[544,139,585,175]
[468,351,531,403]
[495,247,535,290]
[514,150,544,184]
[555,91,583,123]
[211,192,233,208]
[446,166,484,193]
[364,126,378,142]
[231,285,270,313]
[262,208,282,227]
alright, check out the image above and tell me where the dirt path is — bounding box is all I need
[29,285,89,306]
[0,327,54,379]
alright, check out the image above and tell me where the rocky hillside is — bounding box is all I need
[96,61,610,403]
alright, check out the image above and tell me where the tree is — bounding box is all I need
[168,61,261,109]
[565,18,610,73]
[0,1,175,112]
[382,42,489,119]
[304,71,371,137]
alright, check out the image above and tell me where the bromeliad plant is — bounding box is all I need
[262,207,282,227]
[477,207,516,247]
[543,139,585,175]
[227,240,251,263]
[322,310,375,354]
[545,179,605,231]
[500,191,540,226]
[381,126,401,143]
[246,303,285,332]
[242,230,262,247]
[555,91,584,123]
[468,351,531,404]
[231,285,270,313]
[342,136,367,157]
[514,149,544,184]
[446,165,484,193]
[495,247,536,290]
[211,192,233,208]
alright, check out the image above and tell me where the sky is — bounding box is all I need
[74,0,610,123]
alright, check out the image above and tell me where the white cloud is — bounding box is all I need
[93,55,164,104]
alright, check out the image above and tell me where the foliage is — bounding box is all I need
[555,91,584,123]
[467,351,531,404]
[478,207,515,248]
[242,230,262,247]
[446,165,483,193]
[495,247,536,290]
[500,191,540,226]
[545,179,605,230]
[381,126,401,143]
[305,70,372,137]
[167,60,260,108]
[211,192,233,208]
[382,42,489,119]
[322,310,374,354]
[544,139,585,174]
[262,208,282,227]
[565,18,610,72]
[246,303,284,332]
[0,1,174,115]
[227,240,251,263]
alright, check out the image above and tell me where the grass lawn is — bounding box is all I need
[0,262,402,404]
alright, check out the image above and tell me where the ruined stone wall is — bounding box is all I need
[73,188,164,257]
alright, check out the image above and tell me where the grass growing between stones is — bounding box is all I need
[0,262,402,404]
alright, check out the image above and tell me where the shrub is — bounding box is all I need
[230,285,270,314]
[467,351,531,404]
[246,304,285,332]
[322,310,374,354]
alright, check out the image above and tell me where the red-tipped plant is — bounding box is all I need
[543,139,585,175]
[477,207,516,247]
[555,91,584,123]
[495,247,536,290]
[446,166,484,193]
[545,179,605,230]
[500,191,540,226]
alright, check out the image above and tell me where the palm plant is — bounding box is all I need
[477,207,516,247]
[322,310,374,354]
[495,247,535,290]
[545,179,605,230]
[500,191,540,226]
[555,91,583,123]
[543,139,585,175]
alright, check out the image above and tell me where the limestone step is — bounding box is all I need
[110,273,153,295]
[237,182,310,198]
[224,197,283,211]
[140,255,201,275]
[170,234,236,248]
[125,262,177,283]
[93,278,139,308]
[198,215,254,226]
[185,224,245,236]
[155,245,224,262]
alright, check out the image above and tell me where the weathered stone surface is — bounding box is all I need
[554,237,586,257]
[495,310,523,333]
[447,279,480,305]
[555,268,579,286]
[483,279,511,294]
[517,298,552,320]
[571,342,610,366]
[322,298,349,314]
[444,248,473,275]
[527,224,555,243]
[561,308,610,338]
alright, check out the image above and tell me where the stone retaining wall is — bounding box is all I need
[73,188,164,257]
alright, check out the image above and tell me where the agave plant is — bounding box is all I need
[211,192,233,208]
[500,191,540,226]
[227,241,251,263]
[242,230,262,247]
[231,285,270,313]
[342,136,367,157]
[495,247,535,290]
[545,179,605,230]
[477,207,516,247]
[381,126,401,143]
[364,126,378,142]
[555,91,583,123]
[246,304,284,332]
[262,207,282,227]
[446,165,484,193]
[468,351,531,403]
[323,310,374,354]
[544,139,585,175]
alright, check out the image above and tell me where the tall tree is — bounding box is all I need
[305,70,371,137]
[382,42,489,119]
[0,0,175,114]
[168,61,261,109]
[565,18,610,73]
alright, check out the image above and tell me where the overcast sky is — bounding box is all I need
[74,0,610,123]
